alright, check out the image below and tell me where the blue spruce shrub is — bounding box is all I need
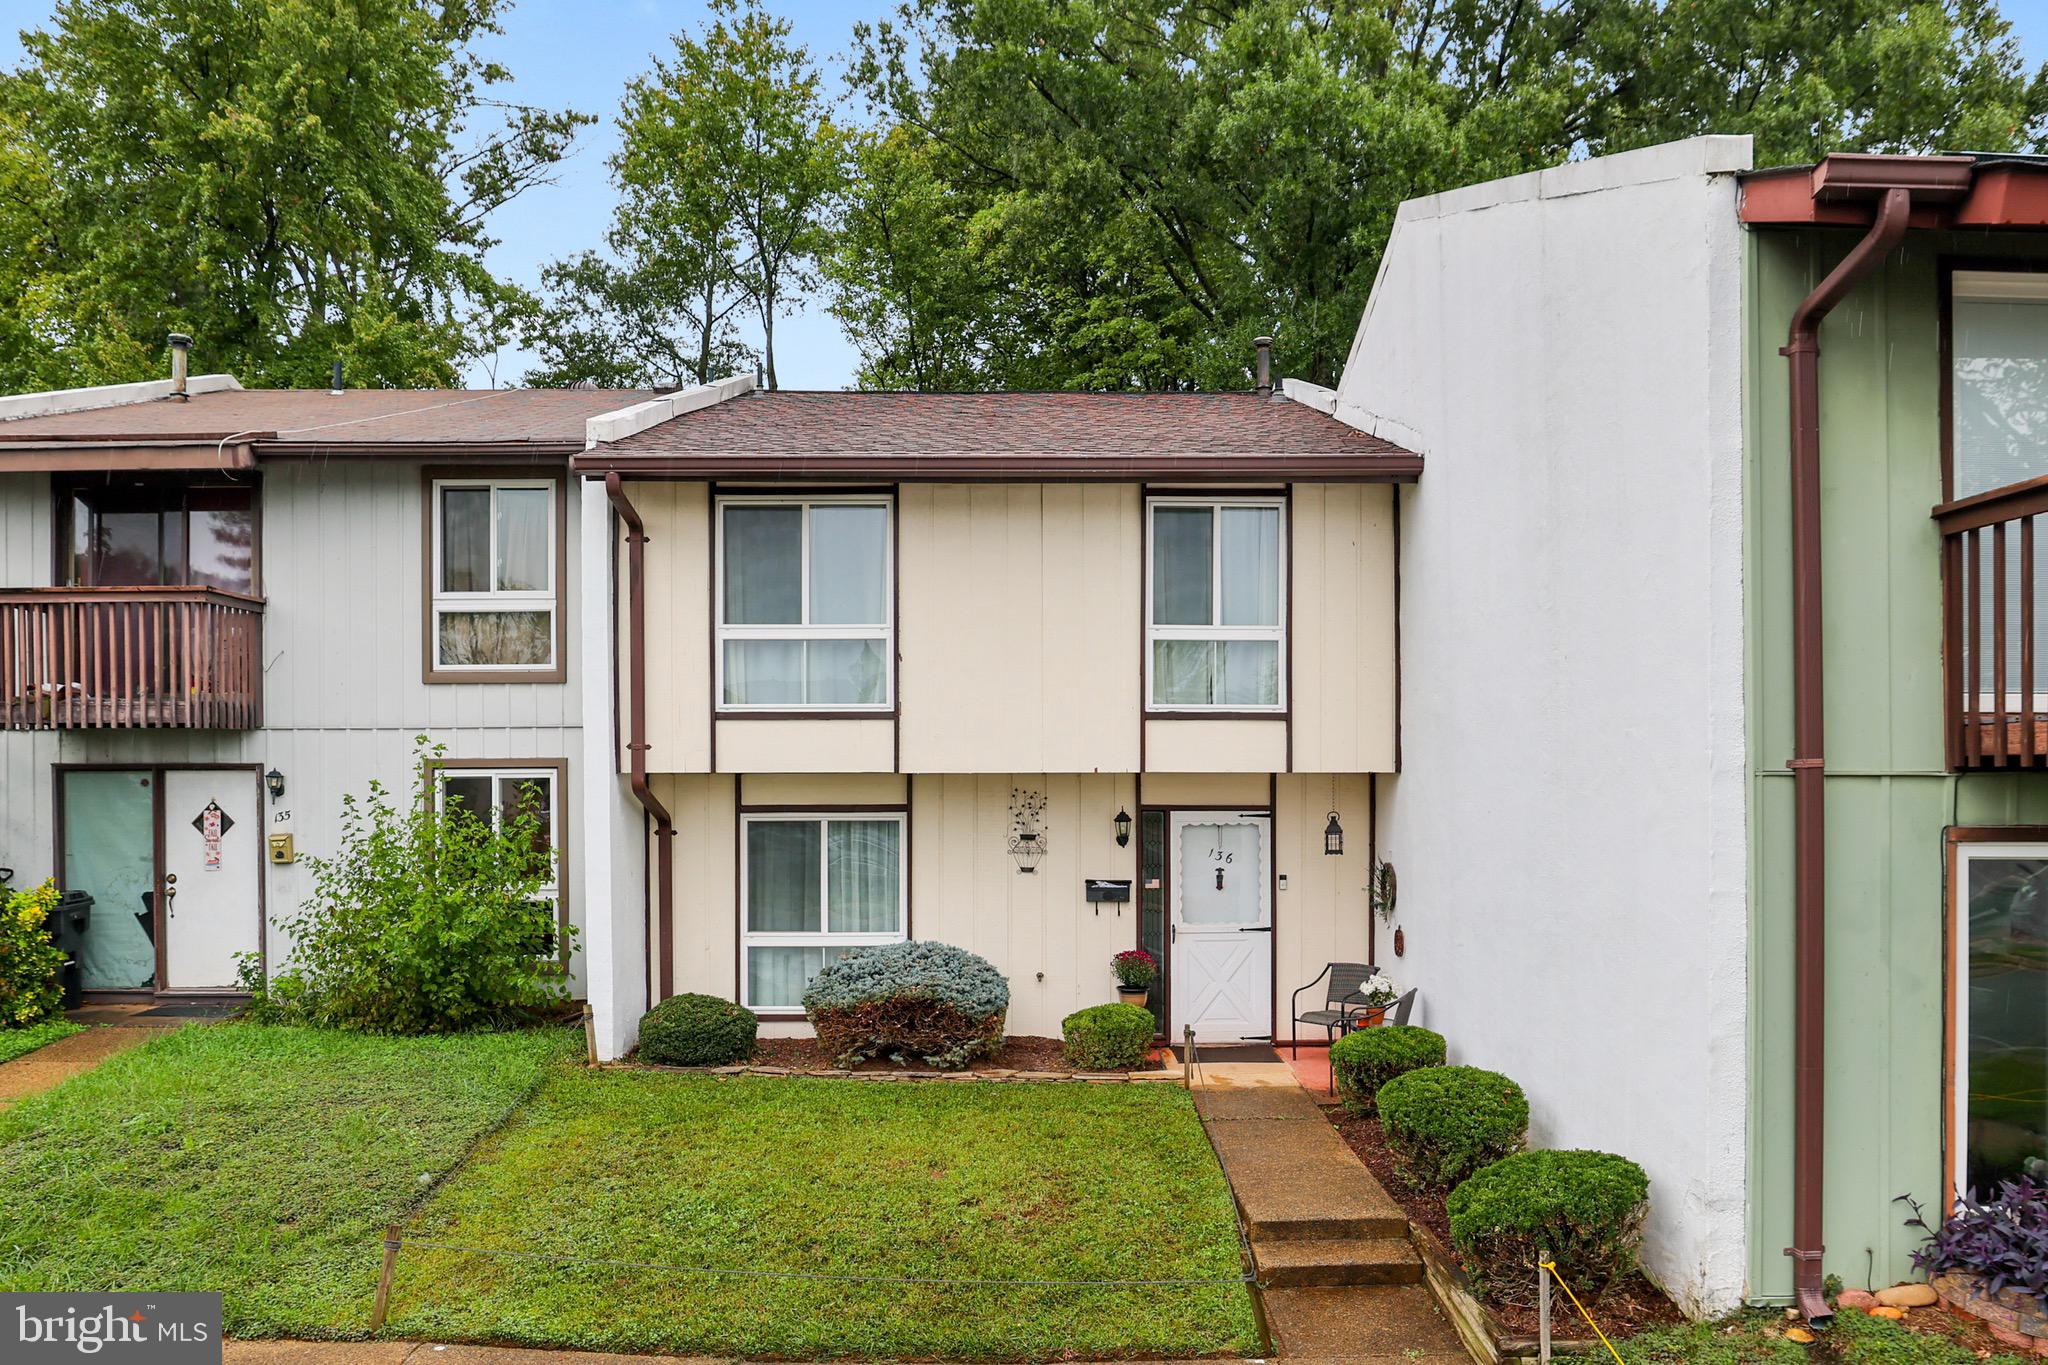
[802,940,1010,1069]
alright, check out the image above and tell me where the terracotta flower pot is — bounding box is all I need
[1933,1272,2048,1355]
[1116,986,1149,1008]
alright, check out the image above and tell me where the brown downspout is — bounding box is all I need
[604,471,675,1003]
[1780,184,1912,1327]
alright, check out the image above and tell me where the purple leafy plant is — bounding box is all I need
[1896,1179,2048,1299]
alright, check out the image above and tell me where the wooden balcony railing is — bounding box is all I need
[0,587,264,731]
[1938,474,2048,767]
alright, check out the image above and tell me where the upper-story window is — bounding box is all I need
[58,479,256,594]
[429,476,560,680]
[1146,496,1285,710]
[717,495,893,710]
[1953,269,2048,499]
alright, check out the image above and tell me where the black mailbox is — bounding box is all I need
[1085,879,1132,903]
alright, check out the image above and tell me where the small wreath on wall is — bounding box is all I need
[1009,787,1048,874]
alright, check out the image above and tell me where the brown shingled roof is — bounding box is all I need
[0,387,652,449]
[576,390,1420,482]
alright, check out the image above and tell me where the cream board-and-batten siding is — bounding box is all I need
[0,461,589,992]
[612,478,1397,775]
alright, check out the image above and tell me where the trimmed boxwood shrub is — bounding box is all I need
[1062,1003,1154,1070]
[803,940,1010,1070]
[638,993,758,1066]
[1447,1149,1650,1307]
[1378,1065,1529,1187]
[1331,1025,1445,1115]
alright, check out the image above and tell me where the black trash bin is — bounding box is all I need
[46,890,91,1011]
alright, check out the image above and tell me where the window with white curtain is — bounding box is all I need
[1146,497,1285,709]
[431,478,557,672]
[717,496,893,709]
[740,813,907,1010]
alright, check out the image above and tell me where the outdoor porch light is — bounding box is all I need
[265,768,286,804]
[1323,811,1344,856]
[1113,807,1132,847]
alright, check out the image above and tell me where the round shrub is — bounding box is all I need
[638,993,758,1066]
[1331,1025,1445,1115]
[1062,1003,1155,1070]
[1378,1065,1529,1187]
[1447,1150,1650,1308]
[802,940,1010,1070]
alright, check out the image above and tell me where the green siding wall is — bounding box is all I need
[1745,230,2048,1301]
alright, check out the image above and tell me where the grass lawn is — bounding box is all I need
[0,1018,84,1064]
[389,1070,1261,1359]
[1570,1307,2035,1365]
[0,1023,577,1336]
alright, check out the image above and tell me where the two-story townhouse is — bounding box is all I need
[1336,134,2048,1319]
[571,376,1423,1073]
[0,361,648,1002]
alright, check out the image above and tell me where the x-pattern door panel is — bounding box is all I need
[1169,812,1272,1043]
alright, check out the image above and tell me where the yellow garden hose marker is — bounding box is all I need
[1541,1261,1627,1365]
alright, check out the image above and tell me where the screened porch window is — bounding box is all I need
[1147,497,1285,709]
[717,497,892,709]
[431,479,557,673]
[1952,841,2048,1193]
[740,813,906,1011]
[58,480,256,593]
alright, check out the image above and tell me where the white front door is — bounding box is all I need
[1169,812,1273,1044]
[160,770,261,991]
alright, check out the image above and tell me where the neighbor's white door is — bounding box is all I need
[1169,812,1273,1043]
[160,770,261,991]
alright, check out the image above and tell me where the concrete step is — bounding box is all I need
[1252,1235,1425,1288]
[1245,1208,1409,1241]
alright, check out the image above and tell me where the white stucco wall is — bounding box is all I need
[1336,135,1753,1315]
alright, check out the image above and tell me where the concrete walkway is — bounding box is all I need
[1191,1062,1469,1364]
[0,1009,184,1110]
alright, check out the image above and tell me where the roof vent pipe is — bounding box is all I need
[167,334,191,400]
[1253,336,1273,397]
[330,359,344,395]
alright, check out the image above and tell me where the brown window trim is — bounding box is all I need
[421,465,569,685]
[427,756,572,973]
[1139,488,1294,737]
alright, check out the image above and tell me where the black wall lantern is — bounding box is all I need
[265,768,286,804]
[1323,810,1344,856]
[1113,807,1132,847]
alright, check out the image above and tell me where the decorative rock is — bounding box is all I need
[1877,1283,1938,1309]
[1837,1290,1878,1310]
[1869,1306,1905,1320]
[1785,1327,1815,1344]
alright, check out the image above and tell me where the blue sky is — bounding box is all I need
[8,0,2048,389]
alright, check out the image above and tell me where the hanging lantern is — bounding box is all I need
[1009,830,1046,874]
[1113,807,1132,847]
[1323,811,1345,856]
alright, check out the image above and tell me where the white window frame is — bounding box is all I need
[739,811,909,1012]
[715,494,895,712]
[1948,838,2048,1198]
[433,764,564,954]
[1145,495,1288,712]
[430,477,559,673]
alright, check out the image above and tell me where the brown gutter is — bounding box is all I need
[1778,179,1919,1327]
[604,471,675,1003]
[569,451,1423,482]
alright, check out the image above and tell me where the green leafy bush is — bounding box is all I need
[0,879,66,1026]
[1447,1149,1649,1307]
[1331,1025,1444,1115]
[639,993,758,1066]
[256,737,577,1034]
[1378,1065,1528,1187]
[1062,1003,1154,1070]
[803,940,1009,1069]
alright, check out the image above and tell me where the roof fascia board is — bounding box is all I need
[584,372,756,449]
[568,452,1422,482]
[1280,378,1337,414]
[0,373,241,424]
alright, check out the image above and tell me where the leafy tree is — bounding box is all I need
[844,0,2048,392]
[0,0,589,391]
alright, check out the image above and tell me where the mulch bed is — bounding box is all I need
[748,1034,1165,1075]
[1326,1106,1686,1339]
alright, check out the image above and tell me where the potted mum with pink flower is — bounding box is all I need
[1112,949,1157,1007]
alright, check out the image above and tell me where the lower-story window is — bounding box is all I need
[1952,839,2048,1193]
[436,763,564,958]
[741,812,906,1011]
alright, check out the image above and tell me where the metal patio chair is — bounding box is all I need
[1289,961,1375,1060]
[1388,987,1417,1027]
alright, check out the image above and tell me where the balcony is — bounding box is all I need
[1939,476,2048,767]
[0,587,264,731]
